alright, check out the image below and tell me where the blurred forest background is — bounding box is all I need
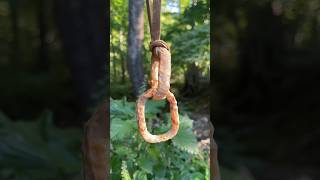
[0,0,319,179]
[213,0,320,179]
[0,0,107,179]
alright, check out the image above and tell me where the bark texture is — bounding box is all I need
[210,122,221,180]
[127,0,145,97]
[83,99,109,180]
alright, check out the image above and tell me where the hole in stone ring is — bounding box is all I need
[136,90,179,143]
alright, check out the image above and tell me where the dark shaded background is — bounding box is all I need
[0,0,108,127]
[0,0,319,179]
[0,0,108,178]
[212,0,320,179]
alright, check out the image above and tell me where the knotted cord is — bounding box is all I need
[136,0,179,143]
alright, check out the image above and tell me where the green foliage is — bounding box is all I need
[110,0,128,84]
[0,111,82,180]
[162,0,210,82]
[171,23,210,75]
[171,116,199,154]
[110,97,209,179]
[110,0,210,90]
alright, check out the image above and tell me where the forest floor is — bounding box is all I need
[189,105,211,152]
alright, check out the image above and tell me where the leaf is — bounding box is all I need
[191,172,205,179]
[114,145,137,159]
[171,116,199,154]
[145,100,166,114]
[205,168,210,180]
[0,134,49,169]
[111,119,135,140]
[0,111,82,179]
[133,170,147,180]
[177,169,192,180]
[110,98,135,117]
[153,163,167,179]
[137,155,156,174]
[114,145,131,156]
[147,145,161,160]
[172,129,199,154]
[179,115,193,129]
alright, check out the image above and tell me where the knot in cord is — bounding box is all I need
[149,40,170,52]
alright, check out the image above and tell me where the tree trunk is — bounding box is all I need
[54,0,107,121]
[119,30,126,83]
[210,122,221,180]
[113,58,117,83]
[83,99,109,180]
[127,0,145,97]
[111,42,117,82]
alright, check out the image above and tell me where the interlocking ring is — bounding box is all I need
[149,40,171,100]
[136,88,179,143]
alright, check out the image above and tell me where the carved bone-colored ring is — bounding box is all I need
[136,88,179,143]
[149,40,171,100]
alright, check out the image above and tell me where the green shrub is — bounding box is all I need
[0,111,82,180]
[110,97,210,180]
[0,96,211,180]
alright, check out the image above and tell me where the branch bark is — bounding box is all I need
[210,122,221,180]
[83,99,109,180]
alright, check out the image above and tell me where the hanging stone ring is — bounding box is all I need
[137,88,179,143]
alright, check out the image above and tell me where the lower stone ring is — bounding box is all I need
[136,89,179,143]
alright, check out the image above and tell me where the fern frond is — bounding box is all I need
[145,100,166,115]
[121,161,131,180]
[110,98,135,117]
[111,119,135,141]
